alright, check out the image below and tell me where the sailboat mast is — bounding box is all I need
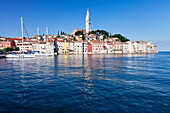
[46,27,48,35]
[37,27,39,35]
[21,17,24,51]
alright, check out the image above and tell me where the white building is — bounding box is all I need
[105,42,114,53]
[127,41,135,53]
[56,41,64,54]
[134,41,142,53]
[139,41,147,53]
[32,41,54,54]
[83,42,88,54]
[147,41,157,53]
[114,42,122,54]
[92,41,107,54]
[68,42,74,54]
[122,42,129,53]
[74,41,83,54]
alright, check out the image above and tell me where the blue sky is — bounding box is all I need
[1,0,170,50]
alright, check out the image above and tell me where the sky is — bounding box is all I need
[0,0,170,51]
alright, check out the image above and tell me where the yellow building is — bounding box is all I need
[62,42,69,53]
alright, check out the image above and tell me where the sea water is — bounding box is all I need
[0,52,169,112]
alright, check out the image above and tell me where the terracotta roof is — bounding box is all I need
[74,28,85,31]
[92,40,104,44]
[107,43,113,45]
[5,38,22,40]
[55,40,63,42]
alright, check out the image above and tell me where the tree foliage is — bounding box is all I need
[73,37,76,41]
[7,47,13,51]
[75,31,82,36]
[2,48,7,52]
[111,34,130,42]
[103,36,106,40]
[0,49,3,54]
[60,31,65,35]
[89,30,109,37]
[1,47,19,53]
[63,38,67,41]
[14,47,19,51]
[82,30,85,40]
[57,31,60,37]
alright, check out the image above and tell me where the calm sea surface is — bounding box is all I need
[0,52,170,113]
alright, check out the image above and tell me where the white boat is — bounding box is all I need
[6,54,35,58]
[6,17,35,58]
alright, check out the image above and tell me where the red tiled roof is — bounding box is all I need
[107,43,113,45]
[5,38,22,40]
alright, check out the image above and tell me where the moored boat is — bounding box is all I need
[6,17,35,58]
[6,53,35,58]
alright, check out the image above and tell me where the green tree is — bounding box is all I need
[63,38,67,41]
[96,34,99,40]
[89,30,96,34]
[103,36,106,40]
[112,34,130,42]
[75,31,82,36]
[14,47,19,51]
[73,37,76,41]
[0,49,3,54]
[82,30,85,40]
[89,30,109,37]
[2,48,7,52]
[57,31,60,37]
[7,47,13,51]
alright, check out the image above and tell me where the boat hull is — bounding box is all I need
[6,54,35,58]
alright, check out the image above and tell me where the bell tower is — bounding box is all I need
[86,8,90,34]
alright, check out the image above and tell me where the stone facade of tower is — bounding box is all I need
[86,8,90,34]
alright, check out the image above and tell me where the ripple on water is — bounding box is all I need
[0,52,170,112]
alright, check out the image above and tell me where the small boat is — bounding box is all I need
[6,53,35,58]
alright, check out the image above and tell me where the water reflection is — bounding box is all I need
[1,53,169,112]
[6,58,55,105]
[5,54,148,107]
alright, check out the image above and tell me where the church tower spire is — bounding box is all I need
[86,8,90,34]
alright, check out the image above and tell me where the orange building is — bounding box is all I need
[0,37,16,49]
